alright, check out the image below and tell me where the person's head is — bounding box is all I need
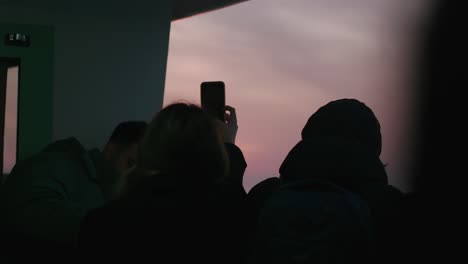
[103,121,148,176]
[128,103,228,189]
[302,99,382,157]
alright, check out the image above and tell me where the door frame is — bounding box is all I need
[0,23,54,170]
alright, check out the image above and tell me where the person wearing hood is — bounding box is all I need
[247,99,403,238]
[247,140,376,264]
[0,121,147,261]
[299,99,403,206]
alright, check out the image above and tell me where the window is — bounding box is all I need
[164,0,430,192]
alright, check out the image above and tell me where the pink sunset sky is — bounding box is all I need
[163,0,431,192]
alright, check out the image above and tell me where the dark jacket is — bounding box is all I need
[279,138,391,205]
[225,143,248,195]
[247,179,373,264]
[78,143,248,262]
[247,138,403,253]
[0,138,116,261]
[247,137,396,211]
[279,137,403,220]
[280,138,404,260]
[246,177,281,234]
[79,173,248,263]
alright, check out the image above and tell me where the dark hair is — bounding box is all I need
[301,99,382,156]
[127,103,228,189]
[108,121,148,148]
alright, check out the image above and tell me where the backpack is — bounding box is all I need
[247,179,373,264]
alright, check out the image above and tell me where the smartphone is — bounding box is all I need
[201,81,226,121]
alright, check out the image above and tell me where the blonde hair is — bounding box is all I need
[117,103,229,196]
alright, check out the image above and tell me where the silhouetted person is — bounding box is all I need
[78,103,248,263]
[247,99,402,237]
[247,138,375,264]
[296,99,403,207]
[216,105,248,195]
[303,99,404,257]
[0,121,147,262]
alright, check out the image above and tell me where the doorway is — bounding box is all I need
[0,58,19,181]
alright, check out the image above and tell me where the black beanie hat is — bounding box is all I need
[301,99,382,156]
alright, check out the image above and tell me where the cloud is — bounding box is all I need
[165,0,429,191]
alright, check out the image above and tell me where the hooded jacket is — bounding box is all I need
[279,137,391,209]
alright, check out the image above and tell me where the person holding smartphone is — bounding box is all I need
[201,81,247,195]
[79,103,248,263]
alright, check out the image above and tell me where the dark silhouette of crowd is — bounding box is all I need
[0,0,465,263]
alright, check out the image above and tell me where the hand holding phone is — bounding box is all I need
[221,106,238,144]
[212,106,238,144]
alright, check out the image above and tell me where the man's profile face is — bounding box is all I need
[106,143,139,177]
